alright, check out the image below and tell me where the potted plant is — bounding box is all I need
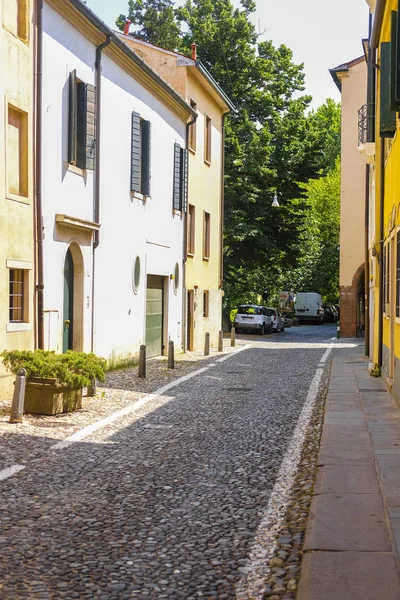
[1,350,106,415]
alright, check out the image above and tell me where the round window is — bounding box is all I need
[133,256,141,294]
[174,263,180,295]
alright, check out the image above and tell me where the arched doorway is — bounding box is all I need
[62,243,84,352]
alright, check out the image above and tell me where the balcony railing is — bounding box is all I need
[358,103,375,146]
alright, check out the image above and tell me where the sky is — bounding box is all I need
[86,0,368,108]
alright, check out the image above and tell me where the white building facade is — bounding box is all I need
[41,0,194,361]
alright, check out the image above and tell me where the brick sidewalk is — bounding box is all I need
[298,342,400,600]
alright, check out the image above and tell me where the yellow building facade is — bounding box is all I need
[117,34,234,351]
[365,0,400,401]
[0,0,35,397]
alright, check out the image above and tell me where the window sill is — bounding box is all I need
[187,252,195,258]
[64,162,85,177]
[131,191,148,202]
[189,147,196,155]
[203,256,210,262]
[173,209,183,217]
[7,192,30,205]
[204,159,211,167]
[2,25,29,45]
[6,323,31,333]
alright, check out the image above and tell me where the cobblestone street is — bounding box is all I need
[0,325,338,599]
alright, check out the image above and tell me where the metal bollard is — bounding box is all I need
[218,330,223,352]
[168,340,175,369]
[87,378,97,397]
[204,332,210,356]
[231,326,236,347]
[9,368,26,424]
[138,344,146,378]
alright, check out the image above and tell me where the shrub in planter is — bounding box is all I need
[1,350,106,415]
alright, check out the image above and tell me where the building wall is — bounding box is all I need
[339,59,367,338]
[185,71,223,350]
[41,2,187,362]
[0,0,35,399]
[117,35,226,351]
[94,54,186,361]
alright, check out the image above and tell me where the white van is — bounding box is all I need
[294,292,324,324]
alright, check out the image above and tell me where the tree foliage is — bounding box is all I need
[116,0,341,310]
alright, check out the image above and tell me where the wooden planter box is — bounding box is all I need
[24,378,83,415]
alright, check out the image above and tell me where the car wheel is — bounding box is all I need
[260,324,265,335]
[268,324,272,334]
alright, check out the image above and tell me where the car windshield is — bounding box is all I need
[237,306,261,315]
[266,309,276,316]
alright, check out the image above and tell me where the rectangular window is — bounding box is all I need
[203,291,209,318]
[7,105,28,198]
[189,99,197,152]
[68,70,96,171]
[397,232,400,318]
[188,204,195,255]
[172,143,188,211]
[205,115,212,164]
[9,269,27,323]
[3,0,28,41]
[203,211,210,260]
[131,112,151,196]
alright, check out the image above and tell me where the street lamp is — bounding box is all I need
[271,193,280,208]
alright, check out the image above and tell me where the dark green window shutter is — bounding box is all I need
[182,148,188,212]
[173,143,182,210]
[76,82,87,169]
[85,84,96,171]
[391,12,400,110]
[141,120,151,196]
[131,112,141,193]
[380,42,397,137]
[68,70,77,164]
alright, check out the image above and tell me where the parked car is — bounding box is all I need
[266,307,285,332]
[233,305,272,334]
[283,313,294,328]
[324,306,338,323]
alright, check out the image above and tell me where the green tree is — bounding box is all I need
[116,0,181,50]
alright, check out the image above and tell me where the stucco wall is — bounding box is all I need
[339,59,367,288]
[0,0,35,399]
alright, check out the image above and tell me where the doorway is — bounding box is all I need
[187,290,194,351]
[63,248,74,352]
[146,275,164,358]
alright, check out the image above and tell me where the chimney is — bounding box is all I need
[123,19,131,35]
[191,42,197,61]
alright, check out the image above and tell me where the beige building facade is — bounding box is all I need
[117,33,234,352]
[330,57,368,337]
[0,0,35,397]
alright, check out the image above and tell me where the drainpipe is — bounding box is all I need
[378,135,384,368]
[182,113,198,352]
[35,0,44,349]
[91,35,111,353]
[365,164,370,357]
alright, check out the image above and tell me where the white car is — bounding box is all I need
[266,307,285,332]
[233,305,272,334]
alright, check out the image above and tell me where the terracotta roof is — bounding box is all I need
[329,56,365,91]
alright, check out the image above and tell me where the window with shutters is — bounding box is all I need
[7,105,28,200]
[188,204,195,255]
[172,143,188,212]
[68,71,96,171]
[203,291,209,318]
[131,113,151,197]
[205,114,212,164]
[189,99,197,152]
[203,211,210,260]
[380,42,397,138]
[397,231,400,319]
[9,269,28,323]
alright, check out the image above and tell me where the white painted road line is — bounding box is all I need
[235,346,333,599]
[216,344,250,363]
[0,464,26,482]
[51,344,251,451]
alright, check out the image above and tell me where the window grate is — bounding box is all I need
[9,269,24,322]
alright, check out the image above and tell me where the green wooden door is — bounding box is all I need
[63,249,74,353]
[146,276,163,358]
